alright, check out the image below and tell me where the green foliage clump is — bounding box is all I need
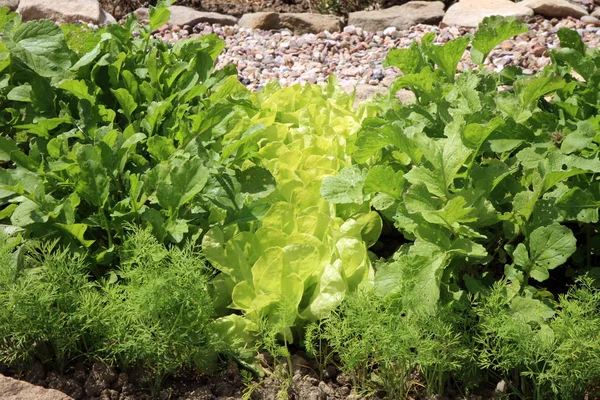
[307,289,471,399]
[0,4,264,266]
[99,227,226,385]
[0,229,224,387]
[0,236,104,370]
[475,279,600,399]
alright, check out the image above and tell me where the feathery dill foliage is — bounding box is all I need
[0,236,103,371]
[474,279,600,399]
[308,289,471,399]
[99,227,227,385]
[0,229,226,387]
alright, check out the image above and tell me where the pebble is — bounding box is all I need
[141,16,600,92]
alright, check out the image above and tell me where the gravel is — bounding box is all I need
[145,15,600,92]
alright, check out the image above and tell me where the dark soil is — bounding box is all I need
[0,351,365,400]
[1,350,498,399]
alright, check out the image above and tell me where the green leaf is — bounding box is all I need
[111,88,138,122]
[4,20,74,77]
[149,0,174,30]
[56,223,95,247]
[517,75,565,108]
[363,165,405,199]
[147,136,176,162]
[429,36,470,81]
[0,136,20,161]
[77,160,110,208]
[556,187,599,223]
[561,120,596,154]
[527,223,577,281]
[471,16,528,65]
[302,262,347,319]
[557,28,585,54]
[320,166,366,204]
[59,79,94,102]
[157,157,209,213]
[510,297,555,324]
[383,42,422,75]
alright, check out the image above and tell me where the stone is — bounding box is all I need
[581,14,600,24]
[238,11,280,30]
[0,0,18,11]
[17,0,115,25]
[133,6,236,27]
[0,374,73,400]
[593,8,600,17]
[280,12,344,34]
[442,0,534,28]
[520,0,588,18]
[348,2,445,32]
[348,84,416,108]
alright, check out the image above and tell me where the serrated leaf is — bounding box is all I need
[4,20,74,77]
[471,16,528,65]
[429,36,470,81]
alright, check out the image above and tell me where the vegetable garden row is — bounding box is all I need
[1,1,600,398]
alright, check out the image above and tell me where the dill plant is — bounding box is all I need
[0,237,103,371]
[309,289,470,399]
[98,227,226,392]
[475,279,600,399]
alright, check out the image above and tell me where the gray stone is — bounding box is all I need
[169,6,236,27]
[349,84,416,108]
[280,12,344,34]
[17,0,115,24]
[442,0,534,28]
[238,11,280,30]
[520,0,588,18]
[348,2,445,32]
[133,6,236,27]
[0,374,73,400]
[0,0,18,11]
[581,14,600,24]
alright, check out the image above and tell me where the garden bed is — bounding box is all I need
[1,3,600,400]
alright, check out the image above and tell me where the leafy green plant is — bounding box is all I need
[205,78,382,345]
[323,15,600,311]
[0,3,268,266]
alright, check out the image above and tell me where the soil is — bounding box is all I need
[0,351,366,400]
[1,349,497,400]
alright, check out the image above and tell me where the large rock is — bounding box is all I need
[442,0,534,28]
[0,374,73,400]
[134,5,236,27]
[348,2,445,32]
[520,0,588,17]
[279,12,343,34]
[17,0,115,24]
[238,11,280,30]
[0,0,18,11]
